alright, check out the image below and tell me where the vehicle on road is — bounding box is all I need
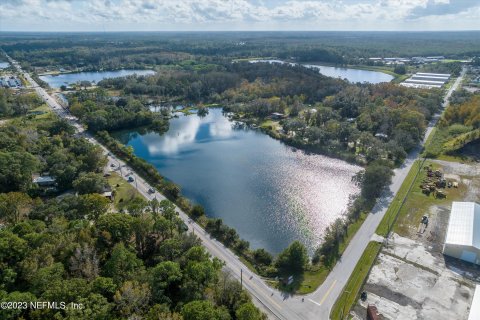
[148,188,155,194]
[128,176,134,182]
[180,222,189,232]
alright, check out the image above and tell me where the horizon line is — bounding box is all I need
[1,30,480,33]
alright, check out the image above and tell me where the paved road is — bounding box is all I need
[6,51,466,319]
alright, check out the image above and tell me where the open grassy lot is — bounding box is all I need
[5,103,55,128]
[106,172,143,211]
[393,160,468,237]
[330,241,382,320]
[376,160,423,236]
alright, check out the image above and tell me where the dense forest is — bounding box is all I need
[68,89,169,133]
[0,90,265,320]
[1,31,480,71]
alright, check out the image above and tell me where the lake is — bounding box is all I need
[0,62,9,69]
[39,69,155,88]
[250,59,393,84]
[114,109,361,254]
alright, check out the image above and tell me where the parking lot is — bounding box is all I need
[352,234,478,320]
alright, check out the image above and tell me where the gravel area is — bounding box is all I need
[352,234,477,320]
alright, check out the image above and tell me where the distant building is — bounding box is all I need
[270,112,286,120]
[401,72,450,89]
[443,202,480,265]
[33,176,56,187]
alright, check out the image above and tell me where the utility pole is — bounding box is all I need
[240,269,243,289]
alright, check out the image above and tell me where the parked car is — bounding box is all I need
[128,176,134,182]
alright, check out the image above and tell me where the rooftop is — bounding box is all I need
[445,202,480,248]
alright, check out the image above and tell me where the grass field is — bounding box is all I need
[106,172,143,211]
[392,161,466,236]
[376,160,423,236]
[330,241,382,320]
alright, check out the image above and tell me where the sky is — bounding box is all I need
[0,0,479,32]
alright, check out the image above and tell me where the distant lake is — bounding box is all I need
[250,59,394,84]
[113,109,361,254]
[39,69,155,88]
[0,62,9,69]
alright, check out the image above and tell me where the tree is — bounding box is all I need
[78,193,109,221]
[182,300,231,320]
[159,200,180,238]
[92,277,117,300]
[0,192,33,224]
[114,280,151,318]
[69,244,99,280]
[73,172,106,195]
[47,118,75,135]
[0,151,39,193]
[146,304,183,320]
[65,293,113,320]
[0,231,28,267]
[103,243,144,285]
[236,302,263,320]
[191,204,205,219]
[354,161,393,201]
[31,263,65,296]
[97,213,134,245]
[253,248,273,266]
[149,261,182,304]
[275,241,308,274]
[126,197,148,217]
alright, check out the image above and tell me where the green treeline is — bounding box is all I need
[3,32,480,72]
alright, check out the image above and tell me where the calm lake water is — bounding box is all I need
[250,59,393,84]
[114,109,360,254]
[39,69,155,88]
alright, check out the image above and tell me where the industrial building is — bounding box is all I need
[0,76,22,88]
[469,285,480,320]
[443,202,480,265]
[401,72,450,89]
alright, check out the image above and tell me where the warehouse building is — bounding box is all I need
[401,72,450,89]
[443,202,480,265]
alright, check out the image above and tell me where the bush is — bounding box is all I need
[448,124,472,136]
[191,205,205,219]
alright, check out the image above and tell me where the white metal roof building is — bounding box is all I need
[401,72,451,89]
[443,202,480,265]
[469,285,480,320]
